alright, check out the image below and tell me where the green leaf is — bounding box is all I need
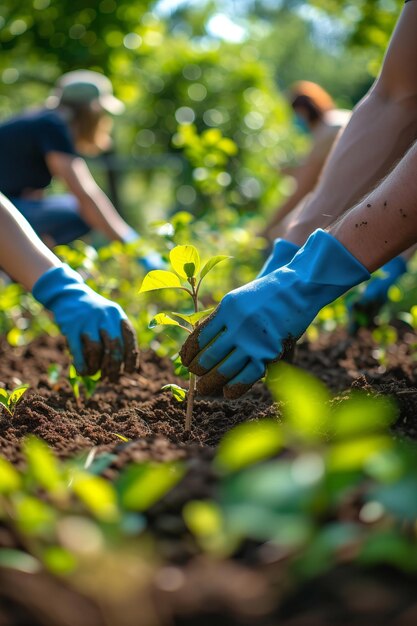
[23,436,64,495]
[42,546,77,575]
[183,500,223,537]
[15,496,56,536]
[117,462,185,511]
[267,363,331,442]
[169,245,200,279]
[0,457,21,494]
[0,388,9,402]
[0,549,41,574]
[200,256,232,280]
[161,383,187,402]
[149,313,181,329]
[171,308,214,326]
[8,385,29,411]
[215,420,283,473]
[331,392,397,440]
[326,435,392,472]
[139,270,182,293]
[72,472,119,522]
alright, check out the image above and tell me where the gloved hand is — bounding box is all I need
[349,256,407,332]
[257,238,300,279]
[33,264,139,380]
[122,228,165,272]
[180,229,370,399]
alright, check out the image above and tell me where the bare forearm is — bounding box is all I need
[0,194,60,290]
[287,91,417,246]
[285,2,417,247]
[78,188,133,242]
[330,140,417,272]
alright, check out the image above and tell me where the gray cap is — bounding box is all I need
[53,70,125,115]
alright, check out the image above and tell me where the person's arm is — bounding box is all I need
[46,152,136,242]
[0,193,59,289]
[331,139,417,271]
[286,1,417,246]
[180,138,417,399]
[0,193,138,378]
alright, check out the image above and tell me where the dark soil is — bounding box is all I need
[1,328,417,626]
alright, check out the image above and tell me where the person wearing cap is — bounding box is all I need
[180,1,417,398]
[0,70,157,266]
[0,192,138,380]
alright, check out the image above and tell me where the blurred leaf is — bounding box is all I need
[0,457,21,494]
[170,245,200,279]
[23,436,64,495]
[215,419,283,473]
[15,496,56,536]
[370,477,417,521]
[331,392,397,440]
[200,256,232,280]
[117,462,185,511]
[268,363,331,441]
[42,546,77,575]
[183,500,223,537]
[359,531,417,572]
[72,473,119,522]
[139,270,182,293]
[0,549,40,574]
[161,383,187,402]
[327,435,392,472]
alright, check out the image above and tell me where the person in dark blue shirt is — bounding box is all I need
[0,70,139,247]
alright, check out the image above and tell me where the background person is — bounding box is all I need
[264,81,351,241]
[180,0,417,397]
[0,70,149,251]
[0,193,138,380]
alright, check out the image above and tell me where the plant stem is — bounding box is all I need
[184,276,198,431]
[185,372,196,432]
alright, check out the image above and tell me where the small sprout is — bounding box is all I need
[68,365,101,405]
[140,244,231,431]
[0,384,29,416]
[112,433,130,443]
[161,384,187,402]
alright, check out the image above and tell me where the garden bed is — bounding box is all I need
[0,328,417,626]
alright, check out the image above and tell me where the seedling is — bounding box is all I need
[68,365,101,406]
[140,244,231,431]
[0,385,29,416]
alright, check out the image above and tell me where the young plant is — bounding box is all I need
[68,365,101,406]
[0,384,29,416]
[140,244,230,431]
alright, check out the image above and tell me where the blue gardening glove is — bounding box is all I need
[349,256,407,332]
[122,228,165,272]
[257,238,300,279]
[33,264,139,380]
[180,229,370,399]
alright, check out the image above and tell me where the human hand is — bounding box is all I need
[181,230,370,399]
[32,264,139,380]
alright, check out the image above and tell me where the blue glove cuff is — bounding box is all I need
[257,238,300,278]
[121,228,140,244]
[286,229,370,298]
[32,264,84,309]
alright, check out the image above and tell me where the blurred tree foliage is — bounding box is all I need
[0,0,393,226]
